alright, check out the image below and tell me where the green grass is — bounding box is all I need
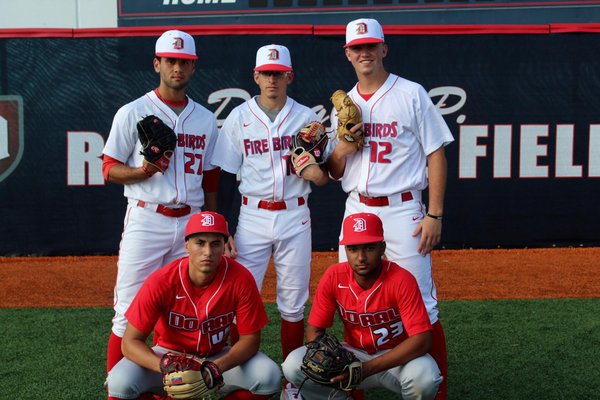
[1,299,599,399]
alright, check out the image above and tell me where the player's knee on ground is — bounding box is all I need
[399,354,443,400]
[105,370,141,399]
[105,357,163,399]
[281,346,306,386]
[237,353,283,395]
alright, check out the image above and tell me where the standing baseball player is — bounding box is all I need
[282,213,442,400]
[326,18,454,399]
[212,44,327,396]
[105,211,281,400]
[102,30,221,373]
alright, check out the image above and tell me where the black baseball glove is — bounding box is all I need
[289,121,329,177]
[137,115,177,173]
[301,333,362,391]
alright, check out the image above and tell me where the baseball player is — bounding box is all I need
[326,18,455,399]
[105,211,281,400]
[212,44,327,397]
[102,30,220,373]
[282,213,443,400]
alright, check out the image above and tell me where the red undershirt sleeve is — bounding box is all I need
[102,154,124,181]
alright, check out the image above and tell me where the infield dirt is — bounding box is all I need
[1,248,598,308]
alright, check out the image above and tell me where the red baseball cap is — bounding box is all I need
[339,213,384,245]
[185,211,229,239]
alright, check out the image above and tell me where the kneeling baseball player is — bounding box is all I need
[282,213,443,399]
[105,211,280,400]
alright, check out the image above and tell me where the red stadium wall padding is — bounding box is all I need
[3,23,597,38]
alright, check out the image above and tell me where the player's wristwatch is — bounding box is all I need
[426,213,443,221]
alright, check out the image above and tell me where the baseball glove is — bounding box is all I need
[301,333,362,391]
[289,121,329,176]
[137,115,177,173]
[160,352,224,399]
[330,90,363,150]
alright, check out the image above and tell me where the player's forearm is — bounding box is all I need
[306,324,326,342]
[122,337,162,373]
[361,331,432,379]
[106,163,156,184]
[326,147,348,180]
[213,333,260,372]
[203,191,218,212]
[426,147,448,216]
[300,165,330,186]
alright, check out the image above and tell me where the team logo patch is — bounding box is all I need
[267,48,280,61]
[352,218,367,233]
[356,22,368,35]
[201,213,215,226]
[172,37,184,50]
[0,96,24,184]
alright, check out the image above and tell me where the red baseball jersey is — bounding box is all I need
[126,256,268,356]
[309,260,432,354]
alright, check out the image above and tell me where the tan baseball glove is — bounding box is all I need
[160,353,224,399]
[330,90,363,150]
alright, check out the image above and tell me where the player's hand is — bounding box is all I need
[297,163,329,185]
[225,236,238,259]
[334,122,363,157]
[412,216,442,256]
[329,371,350,386]
[141,160,161,178]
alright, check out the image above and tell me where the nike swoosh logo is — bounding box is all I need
[301,220,309,225]
[337,284,349,289]
[176,295,186,300]
[243,122,252,127]
[412,216,420,221]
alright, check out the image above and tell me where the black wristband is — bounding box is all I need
[426,213,443,221]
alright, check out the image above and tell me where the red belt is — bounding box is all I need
[358,192,413,207]
[242,196,305,211]
[137,201,191,218]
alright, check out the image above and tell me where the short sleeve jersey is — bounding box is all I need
[327,74,454,197]
[126,256,268,356]
[103,90,219,207]
[308,260,432,354]
[212,96,318,200]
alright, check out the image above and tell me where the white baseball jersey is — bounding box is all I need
[103,90,219,337]
[104,90,218,207]
[327,73,454,197]
[329,74,455,325]
[213,96,318,200]
[212,96,318,324]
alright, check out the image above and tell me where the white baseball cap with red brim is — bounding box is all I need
[344,18,385,48]
[155,30,197,60]
[254,44,293,71]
